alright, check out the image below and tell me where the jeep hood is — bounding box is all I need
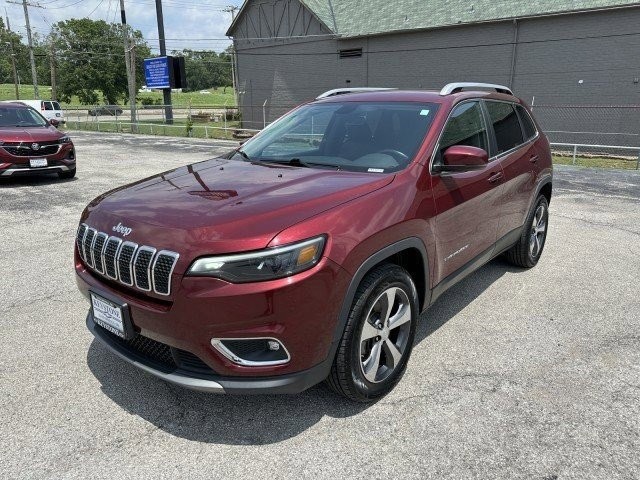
[82,158,393,269]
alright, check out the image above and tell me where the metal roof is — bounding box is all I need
[229,0,639,38]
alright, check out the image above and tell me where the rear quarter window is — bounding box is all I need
[515,105,537,140]
[485,101,524,154]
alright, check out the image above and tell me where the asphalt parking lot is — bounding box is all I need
[1,131,638,479]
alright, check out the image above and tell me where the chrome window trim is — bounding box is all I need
[92,232,109,274]
[151,250,179,296]
[211,337,291,367]
[104,237,123,280]
[483,99,540,160]
[83,228,97,268]
[133,246,157,292]
[430,99,540,174]
[117,241,138,287]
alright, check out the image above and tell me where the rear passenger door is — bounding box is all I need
[483,101,537,241]
[431,101,504,285]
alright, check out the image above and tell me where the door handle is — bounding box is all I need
[529,155,539,163]
[488,172,504,184]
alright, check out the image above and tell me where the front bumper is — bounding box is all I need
[87,311,334,394]
[76,251,350,392]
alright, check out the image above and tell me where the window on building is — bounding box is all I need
[339,48,363,58]
[485,101,524,154]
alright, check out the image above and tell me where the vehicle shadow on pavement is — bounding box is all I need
[86,256,520,446]
[0,175,77,187]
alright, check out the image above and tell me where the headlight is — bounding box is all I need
[59,136,71,144]
[187,236,326,283]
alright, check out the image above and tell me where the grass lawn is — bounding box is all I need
[552,154,639,170]
[0,83,236,107]
[67,118,242,140]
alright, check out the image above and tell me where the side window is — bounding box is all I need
[43,102,53,111]
[52,101,61,111]
[515,105,537,140]
[485,102,524,154]
[437,101,488,162]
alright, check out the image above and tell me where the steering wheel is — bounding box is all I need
[378,149,408,161]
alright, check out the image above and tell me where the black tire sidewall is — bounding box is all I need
[527,196,549,265]
[346,266,418,400]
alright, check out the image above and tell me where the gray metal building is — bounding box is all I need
[227,0,640,143]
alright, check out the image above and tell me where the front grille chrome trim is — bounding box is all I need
[92,232,109,274]
[133,246,157,292]
[77,224,179,296]
[117,241,138,287]
[104,237,123,280]
[151,250,180,296]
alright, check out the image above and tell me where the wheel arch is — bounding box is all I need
[331,238,430,347]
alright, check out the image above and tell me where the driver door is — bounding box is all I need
[431,101,504,286]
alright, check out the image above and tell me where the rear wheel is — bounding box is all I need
[506,195,549,268]
[326,264,418,402]
[58,168,76,179]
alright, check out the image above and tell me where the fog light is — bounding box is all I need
[211,337,290,366]
[267,340,280,351]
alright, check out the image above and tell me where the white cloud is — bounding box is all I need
[5,0,244,53]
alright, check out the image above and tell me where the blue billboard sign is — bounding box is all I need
[143,56,171,89]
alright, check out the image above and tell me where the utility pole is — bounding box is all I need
[6,41,20,99]
[4,10,20,99]
[155,0,172,124]
[8,0,42,98]
[119,0,137,128]
[224,6,240,107]
[50,39,57,101]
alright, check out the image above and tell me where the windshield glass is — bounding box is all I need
[0,106,48,128]
[235,101,439,173]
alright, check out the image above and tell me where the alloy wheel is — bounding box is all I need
[529,204,547,258]
[359,287,412,384]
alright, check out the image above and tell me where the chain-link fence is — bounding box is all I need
[62,103,640,169]
[532,104,640,169]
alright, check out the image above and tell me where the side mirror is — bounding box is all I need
[49,119,60,127]
[434,145,488,173]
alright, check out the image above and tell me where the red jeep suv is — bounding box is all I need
[75,83,552,402]
[0,102,76,179]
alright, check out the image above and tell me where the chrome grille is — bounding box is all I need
[76,223,179,296]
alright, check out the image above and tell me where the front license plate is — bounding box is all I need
[30,158,47,168]
[91,293,125,338]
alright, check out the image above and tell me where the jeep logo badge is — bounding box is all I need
[112,222,132,237]
[31,143,40,151]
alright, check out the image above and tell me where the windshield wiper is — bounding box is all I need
[236,149,252,162]
[259,158,310,168]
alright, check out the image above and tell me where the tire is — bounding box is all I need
[326,264,419,402]
[505,195,549,268]
[58,168,76,179]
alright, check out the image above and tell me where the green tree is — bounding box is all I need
[0,18,30,91]
[51,18,150,104]
[172,49,232,92]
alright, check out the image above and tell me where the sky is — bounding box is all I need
[4,0,245,53]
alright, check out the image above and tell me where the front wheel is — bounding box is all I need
[326,264,418,402]
[505,195,549,268]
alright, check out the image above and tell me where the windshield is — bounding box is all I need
[0,106,48,128]
[234,101,439,173]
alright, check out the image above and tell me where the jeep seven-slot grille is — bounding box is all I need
[77,223,179,296]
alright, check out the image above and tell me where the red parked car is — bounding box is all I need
[0,102,76,179]
[75,83,552,402]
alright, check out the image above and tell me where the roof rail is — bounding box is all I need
[316,87,396,99]
[440,82,513,96]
